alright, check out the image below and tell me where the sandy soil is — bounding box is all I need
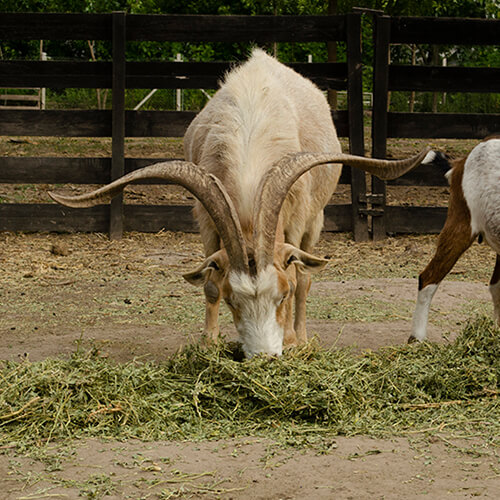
[0,231,498,499]
[1,435,498,499]
[0,277,491,363]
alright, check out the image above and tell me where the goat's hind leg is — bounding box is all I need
[410,222,474,342]
[489,254,500,326]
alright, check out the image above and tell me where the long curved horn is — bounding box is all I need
[253,148,430,271]
[49,161,249,274]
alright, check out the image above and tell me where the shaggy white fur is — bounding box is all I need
[462,139,500,253]
[229,266,284,357]
[182,48,341,357]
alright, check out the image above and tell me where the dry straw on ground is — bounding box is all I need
[0,317,498,451]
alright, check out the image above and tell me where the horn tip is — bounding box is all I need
[49,191,88,208]
[48,191,66,204]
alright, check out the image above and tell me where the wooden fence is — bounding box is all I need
[0,12,369,240]
[2,13,499,241]
[371,15,500,239]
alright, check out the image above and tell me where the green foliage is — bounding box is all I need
[0,0,496,17]
[47,88,100,109]
[389,90,500,114]
[441,93,500,114]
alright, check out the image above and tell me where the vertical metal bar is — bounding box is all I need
[176,52,183,111]
[40,41,46,110]
[371,15,390,241]
[346,12,368,242]
[110,11,126,240]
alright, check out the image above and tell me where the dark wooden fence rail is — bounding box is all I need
[372,15,500,238]
[0,12,368,239]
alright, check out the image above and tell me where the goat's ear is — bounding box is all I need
[444,169,452,185]
[281,244,328,274]
[183,250,228,286]
[183,262,212,286]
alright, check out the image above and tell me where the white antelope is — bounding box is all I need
[410,136,500,342]
[50,49,427,358]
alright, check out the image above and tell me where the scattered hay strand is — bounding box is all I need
[0,316,498,449]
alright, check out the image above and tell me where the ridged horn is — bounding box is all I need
[253,148,430,271]
[49,161,249,273]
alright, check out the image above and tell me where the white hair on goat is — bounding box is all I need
[229,265,284,358]
[422,150,438,165]
[462,138,500,251]
[410,136,500,342]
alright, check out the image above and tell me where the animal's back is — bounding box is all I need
[184,48,341,239]
[462,138,500,251]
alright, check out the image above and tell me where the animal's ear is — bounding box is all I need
[182,250,228,286]
[444,169,452,185]
[281,244,328,274]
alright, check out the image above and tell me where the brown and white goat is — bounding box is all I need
[50,48,427,358]
[410,136,500,342]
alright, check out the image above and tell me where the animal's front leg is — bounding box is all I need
[294,271,311,344]
[202,280,221,343]
[283,294,297,347]
[489,254,500,326]
[282,266,297,347]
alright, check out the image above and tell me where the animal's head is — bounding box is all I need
[421,150,454,184]
[183,243,327,357]
[48,149,429,358]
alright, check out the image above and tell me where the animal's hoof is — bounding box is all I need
[201,334,219,347]
[407,335,418,344]
[283,334,298,347]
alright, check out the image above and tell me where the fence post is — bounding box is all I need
[110,11,126,240]
[346,12,368,242]
[371,14,390,240]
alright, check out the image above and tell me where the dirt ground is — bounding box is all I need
[0,230,498,499]
[2,435,499,499]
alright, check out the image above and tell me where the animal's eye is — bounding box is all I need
[277,292,288,306]
[208,261,220,271]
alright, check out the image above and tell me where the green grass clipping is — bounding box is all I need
[1,316,498,449]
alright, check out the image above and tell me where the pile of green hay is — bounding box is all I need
[1,317,498,448]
